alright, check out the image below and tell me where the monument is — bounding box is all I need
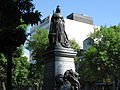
[43,6,80,90]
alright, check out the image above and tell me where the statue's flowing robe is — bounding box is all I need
[49,13,70,48]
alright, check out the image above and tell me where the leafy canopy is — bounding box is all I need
[79,25,120,81]
[27,28,49,87]
[28,28,49,62]
[0,0,41,53]
[0,46,30,87]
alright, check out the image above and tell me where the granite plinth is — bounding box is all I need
[42,47,76,90]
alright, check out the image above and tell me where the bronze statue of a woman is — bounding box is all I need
[49,5,70,48]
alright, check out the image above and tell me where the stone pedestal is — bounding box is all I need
[42,46,76,90]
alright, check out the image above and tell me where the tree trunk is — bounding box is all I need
[6,50,12,90]
[2,82,6,90]
[115,78,118,90]
[105,77,109,90]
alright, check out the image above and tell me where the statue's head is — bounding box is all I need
[51,5,63,20]
[55,5,61,13]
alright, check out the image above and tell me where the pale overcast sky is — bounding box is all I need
[33,0,120,26]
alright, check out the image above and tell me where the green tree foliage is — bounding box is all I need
[12,47,30,88]
[27,28,49,87]
[69,39,80,64]
[79,25,120,81]
[0,0,41,53]
[0,53,7,81]
[27,63,44,87]
[0,53,7,89]
[12,56,30,88]
[28,28,49,62]
[69,39,80,52]
[0,46,30,88]
[12,46,24,58]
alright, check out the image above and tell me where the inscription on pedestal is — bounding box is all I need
[55,56,75,75]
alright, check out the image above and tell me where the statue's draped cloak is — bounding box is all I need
[49,12,70,48]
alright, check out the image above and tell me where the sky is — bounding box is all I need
[33,0,120,26]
